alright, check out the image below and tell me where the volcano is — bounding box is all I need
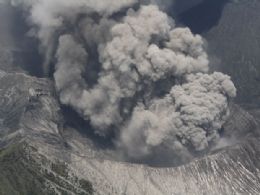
[0,0,260,194]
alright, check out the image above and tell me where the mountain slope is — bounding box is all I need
[204,0,260,106]
[0,0,260,194]
[0,70,259,195]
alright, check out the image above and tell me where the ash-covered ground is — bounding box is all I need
[0,0,260,194]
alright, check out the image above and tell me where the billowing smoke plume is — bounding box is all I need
[10,0,236,162]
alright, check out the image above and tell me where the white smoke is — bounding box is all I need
[10,0,236,163]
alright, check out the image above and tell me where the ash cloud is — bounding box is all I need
[10,0,236,164]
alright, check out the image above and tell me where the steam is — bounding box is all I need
[10,0,236,162]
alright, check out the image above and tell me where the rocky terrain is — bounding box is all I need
[0,0,260,194]
[0,70,259,194]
